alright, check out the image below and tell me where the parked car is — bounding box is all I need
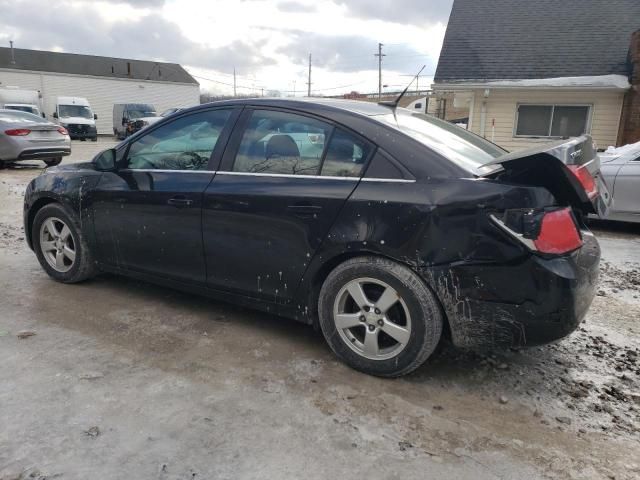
[113,103,162,140]
[51,97,98,141]
[23,98,610,377]
[597,142,640,223]
[0,109,70,168]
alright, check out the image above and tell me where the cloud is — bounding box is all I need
[277,30,435,74]
[0,1,275,71]
[277,1,317,13]
[336,0,453,25]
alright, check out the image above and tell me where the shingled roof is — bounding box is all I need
[0,47,198,85]
[434,0,640,83]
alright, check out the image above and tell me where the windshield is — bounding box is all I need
[127,104,157,119]
[5,105,39,115]
[59,104,93,119]
[0,109,48,123]
[376,110,506,173]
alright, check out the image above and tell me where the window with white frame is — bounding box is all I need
[515,104,591,138]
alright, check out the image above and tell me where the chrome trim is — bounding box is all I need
[360,177,416,183]
[119,168,416,183]
[216,171,359,181]
[121,169,216,174]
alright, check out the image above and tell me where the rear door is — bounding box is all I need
[202,108,373,302]
[92,107,238,283]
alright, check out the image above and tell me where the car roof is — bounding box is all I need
[194,97,394,117]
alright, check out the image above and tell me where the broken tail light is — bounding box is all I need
[5,128,31,136]
[491,207,583,255]
[567,164,598,200]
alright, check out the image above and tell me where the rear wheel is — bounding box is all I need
[318,256,443,377]
[44,157,62,167]
[32,203,98,283]
[91,136,98,142]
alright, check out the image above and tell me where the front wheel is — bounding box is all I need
[44,157,62,167]
[318,256,443,377]
[32,203,98,283]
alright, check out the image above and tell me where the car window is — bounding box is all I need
[232,110,332,175]
[126,109,232,171]
[320,129,372,177]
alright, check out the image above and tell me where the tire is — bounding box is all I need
[44,157,62,167]
[91,136,98,142]
[32,203,98,283]
[318,256,443,377]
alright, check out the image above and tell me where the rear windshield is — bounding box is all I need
[375,110,505,173]
[0,109,47,124]
[5,105,38,114]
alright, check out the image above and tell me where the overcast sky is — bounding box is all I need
[0,0,453,96]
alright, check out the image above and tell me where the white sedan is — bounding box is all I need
[599,142,640,223]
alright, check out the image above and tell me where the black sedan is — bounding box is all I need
[23,98,611,377]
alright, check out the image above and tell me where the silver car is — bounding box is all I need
[0,109,71,168]
[599,143,640,223]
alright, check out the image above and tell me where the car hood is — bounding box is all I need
[139,116,162,124]
[60,117,95,125]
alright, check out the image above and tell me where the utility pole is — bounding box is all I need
[307,53,312,97]
[233,67,237,97]
[374,43,385,100]
[9,40,16,64]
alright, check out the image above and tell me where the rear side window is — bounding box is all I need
[233,110,331,175]
[320,129,372,178]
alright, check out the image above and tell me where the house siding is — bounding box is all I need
[0,69,200,135]
[467,89,625,151]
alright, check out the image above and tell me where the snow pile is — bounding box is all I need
[483,75,630,90]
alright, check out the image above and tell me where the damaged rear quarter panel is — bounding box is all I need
[295,176,559,339]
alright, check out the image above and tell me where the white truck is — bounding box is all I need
[51,96,98,141]
[0,87,44,117]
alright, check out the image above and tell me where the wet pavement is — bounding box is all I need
[0,141,638,479]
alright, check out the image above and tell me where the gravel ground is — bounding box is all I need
[0,141,638,479]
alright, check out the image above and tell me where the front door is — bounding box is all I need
[612,155,640,216]
[92,108,237,283]
[202,108,373,302]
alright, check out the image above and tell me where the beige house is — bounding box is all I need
[433,0,640,152]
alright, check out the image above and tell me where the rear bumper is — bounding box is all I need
[17,147,71,160]
[421,232,600,349]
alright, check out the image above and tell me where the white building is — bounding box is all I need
[0,47,200,135]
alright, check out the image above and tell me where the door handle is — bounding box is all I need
[287,203,322,217]
[167,196,194,207]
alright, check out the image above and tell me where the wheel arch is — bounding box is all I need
[303,250,452,340]
[26,196,60,249]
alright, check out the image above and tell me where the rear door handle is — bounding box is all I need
[287,203,322,217]
[167,196,194,207]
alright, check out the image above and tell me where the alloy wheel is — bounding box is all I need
[333,277,412,360]
[39,217,76,273]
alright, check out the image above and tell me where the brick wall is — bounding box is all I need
[618,30,640,145]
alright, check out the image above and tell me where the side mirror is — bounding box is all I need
[94,148,116,171]
[41,113,45,118]
[94,113,98,120]
[52,112,58,119]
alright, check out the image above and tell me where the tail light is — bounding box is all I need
[567,164,598,199]
[491,207,583,255]
[5,128,31,136]
[57,127,68,135]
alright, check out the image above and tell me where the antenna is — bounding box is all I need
[378,65,426,109]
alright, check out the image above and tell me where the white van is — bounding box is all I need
[52,97,98,141]
[0,87,43,117]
